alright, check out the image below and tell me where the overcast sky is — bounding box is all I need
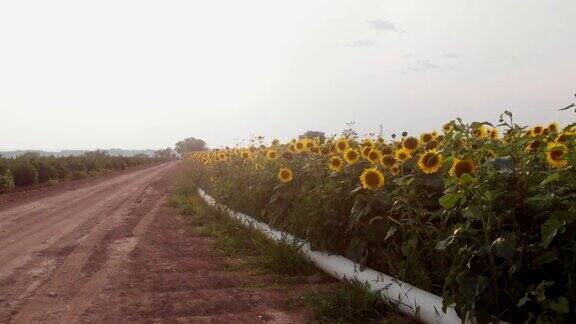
[1,0,575,151]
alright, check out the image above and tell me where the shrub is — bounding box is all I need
[35,160,59,183]
[0,170,15,193]
[12,162,38,186]
[70,171,87,180]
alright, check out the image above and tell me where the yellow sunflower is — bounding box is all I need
[390,165,400,175]
[525,139,541,152]
[548,122,560,133]
[343,149,360,164]
[295,140,306,152]
[530,126,544,137]
[336,138,349,153]
[421,132,435,144]
[425,140,439,151]
[361,146,372,159]
[402,136,420,151]
[381,145,393,155]
[473,125,487,139]
[278,167,294,183]
[488,128,500,140]
[449,159,476,178]
[367,148,383,164]
[240,150,251,159]
[382,154,396,167]
[394,148,411,163]
[266,149,278,161]
[360,167,385,190]
[417,150,444,174]
[328,156,344,172]
[361,138,375,148]
[555,132,571,144]
[546,143,568,168]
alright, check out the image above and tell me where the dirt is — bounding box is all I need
[0,162,328,323]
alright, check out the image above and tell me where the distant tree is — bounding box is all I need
[175,138,207,156]
[299,130,326,143]
[154,148,175,160]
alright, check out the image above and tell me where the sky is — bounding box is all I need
[0,0,575,151]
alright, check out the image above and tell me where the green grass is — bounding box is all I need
[288,281,414,323]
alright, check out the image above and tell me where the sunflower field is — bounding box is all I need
[185,112,576,323]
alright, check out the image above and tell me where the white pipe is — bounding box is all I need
[198,188,462,324]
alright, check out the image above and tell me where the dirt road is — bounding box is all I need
[0,163,311,323]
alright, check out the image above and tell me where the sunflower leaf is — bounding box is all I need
[439,192,463,209]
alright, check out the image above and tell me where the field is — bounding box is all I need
[185,113,576,323]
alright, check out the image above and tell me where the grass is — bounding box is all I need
[288,281,415,324]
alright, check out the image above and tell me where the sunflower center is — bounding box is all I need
[550,149,564,161]
[281,170,291,179]
[368,152,379,160]
[331,159,341,167]
[534,126,543,134]
[404,137,418,150]
[454,161,473,177]
[347,152,357,160]
[337,142,347,150]
[365,172,380,187]
[423,154,439,167]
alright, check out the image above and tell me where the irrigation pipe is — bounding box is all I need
[199,188,467,324]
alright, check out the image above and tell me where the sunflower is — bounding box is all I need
[272,139,280,146]
[266,149,278,160]
[278,167,294,183]
[336,138,349,153]
[417,150,444,174]
[328,156,344,172]
[381,145,393,155]
[382,154,396,167]
[305,140,315,151]
[240,150,251,159]
[443,123,454,133]
[361,139,375,148]
[548,122,560,133]
[546,143,568,168]
[402,136,420,151]
[390,165,400,175]
[343,149,360,164]
[425,140,439,151]
[367,148,383,164]
[488,128,500,140]
[361,146,372,159]
[360,167,385,190]
[449,159,476,178]
[473,125,487,139]
[288,144,296,152]
[530,126,544,137]
[394,148,411,163]
[421,132,434,144]
[555,132,570,143]
[525,140,541,152]
[295,140,306,152]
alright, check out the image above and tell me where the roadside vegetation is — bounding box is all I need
[0,150,172,194]
[169,164,410,322]
[185,112,576,323]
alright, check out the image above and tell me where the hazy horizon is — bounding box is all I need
[1,0,575,151]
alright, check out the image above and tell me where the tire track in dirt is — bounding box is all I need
[0,162,175,323]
